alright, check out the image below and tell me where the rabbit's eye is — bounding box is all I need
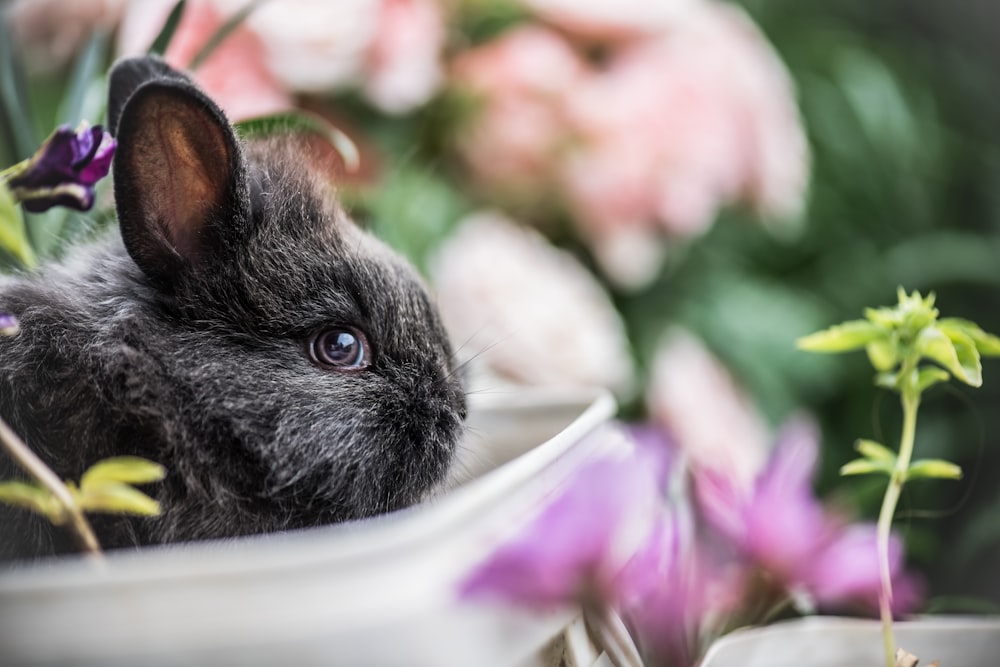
[308,327,371,370]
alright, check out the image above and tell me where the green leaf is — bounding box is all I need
[906,458,963,481]
[796,319,884,353]
[918,325,982,387]
[0,15,39,161]
[189,0,265,70]
[864,306,900,329]
[58,30,107,127]
[77,482,162,516]
[0,480,62,521]
[80,456,166,491]
[236,111,360,173]
[866,337,898,372]
[939,318,1000,357]
[841,458,894,477]
[855,438,896,462]
[916,366,951,393]
[0,183,37,268]
[148,0,187,55]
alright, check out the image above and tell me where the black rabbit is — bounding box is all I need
[0,56,467,560]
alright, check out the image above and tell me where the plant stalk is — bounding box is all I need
[875,385,920,667]
[583,601,645,667]
[0,416,104,562]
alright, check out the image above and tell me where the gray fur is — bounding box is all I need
[0,57,466,560]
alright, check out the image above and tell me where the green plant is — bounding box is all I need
[798,287,1000,666]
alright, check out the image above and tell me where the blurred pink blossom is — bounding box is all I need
[646,328,771,495]
[117,0,292,121]
[698,417,922,613]
[522,0,702,41]
[451,26,587,203]
[8,0,128,73]
[450,2,809,287]
[429,211,634,393]
[119,0,447,116]
[365,0,446,114]
[460,429,670,608]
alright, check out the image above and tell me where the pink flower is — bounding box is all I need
[364,0,446,114]
[430,211,634,393]
[118,0,292,121]
[460,428,670,608]
[646,328,771,496]
[449,2,809,287]
[219,0,445,113]
[451,26,587,203]
[698,417,922,613]
[522,0,703,41]
[119,0,447,116]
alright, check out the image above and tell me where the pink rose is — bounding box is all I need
[451,26,588,203]
[364,0,446,114]
[522,0,703,41]
[120,0,447,116]
[449,2,809,288]
[118,0,292,121]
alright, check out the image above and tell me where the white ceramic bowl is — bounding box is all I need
[0,388,618,667]
[700,615,1000,667]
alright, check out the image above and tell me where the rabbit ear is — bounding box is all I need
[111,74,250,287]
[107,56,190,136]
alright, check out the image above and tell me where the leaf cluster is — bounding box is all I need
[0,456,165,524]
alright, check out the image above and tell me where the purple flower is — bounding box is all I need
[2,122,116,213]
[460,426,671,609]
[697,416,921,613]
[0,313,18,336]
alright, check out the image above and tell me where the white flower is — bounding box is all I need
[430,211,634,393]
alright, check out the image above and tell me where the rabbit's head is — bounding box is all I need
[105,57,467,538]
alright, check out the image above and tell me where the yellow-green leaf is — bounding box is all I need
[77,482,162,516]
[841,458,894,477]
[906,459,963,481]
[918,325,982,387]
[0,480,63,522]
[939,318,1000,357]
[865,306,901,329]
[80,456,166,491]
[0,183,36,268]
[916,366,950,393]
[866,338,898,372]
[855,439,896,463]
[797,320,885,353]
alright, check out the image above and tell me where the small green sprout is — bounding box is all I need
[0,455,165,525]
[798,287,1000,667]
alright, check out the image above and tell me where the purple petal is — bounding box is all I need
[622,423,676,491]
[5,123,115,212]
[756,416,820,497]
[0,313,19,336]
[461,431,666,607]
[806,524,886,603]
[806,525,924,614]
[77,129,116,185]
[14,126,81,188]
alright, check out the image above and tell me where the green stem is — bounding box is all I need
[875,383,919,667]
[0,416,104,562]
